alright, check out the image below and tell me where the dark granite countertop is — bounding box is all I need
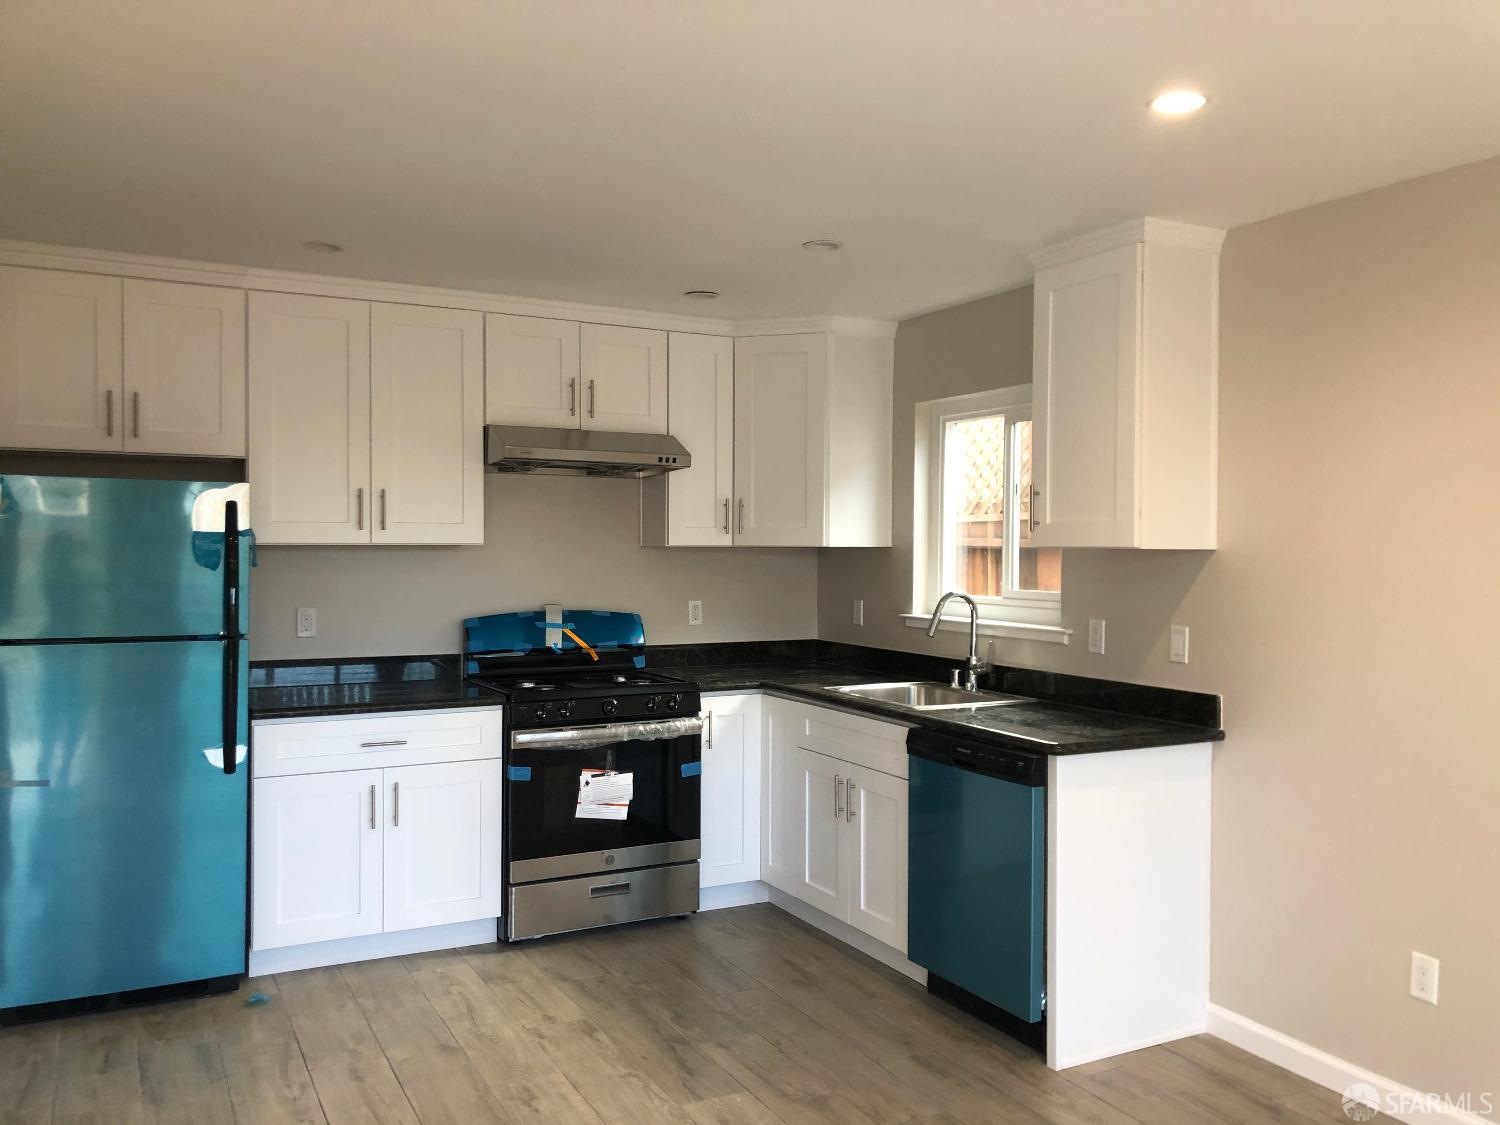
[249,656,503,719]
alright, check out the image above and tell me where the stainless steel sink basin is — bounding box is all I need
[833,681,1030,711]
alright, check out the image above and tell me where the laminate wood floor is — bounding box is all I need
[1,903,1386,1124]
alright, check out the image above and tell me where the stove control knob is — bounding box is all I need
[644,696,660,713]
[558,701,575,719]
[532,703,551,722]
[601,698,619,717]
[667,693,683,711]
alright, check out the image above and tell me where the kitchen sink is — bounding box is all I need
[833,681,1030,710]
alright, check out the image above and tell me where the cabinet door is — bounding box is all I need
[485,314,580,429]
[383,759,503,933]
[123,280,246,457]
[580,323,668,434]
[370,303,484,545]
[252,770,383,950]
[794,747,847,919]
[700,695,761,888]
[248,292,371,544]
[733,334,826,546]
[842,764,909,952]
[761,700,803,896]
[1032,244,1140,548]
[663,333,733,545]
[0,267,122,452]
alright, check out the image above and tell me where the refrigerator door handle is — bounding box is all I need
[220,499,242,776]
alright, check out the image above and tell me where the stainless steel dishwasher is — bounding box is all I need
[907,727,1047,1050]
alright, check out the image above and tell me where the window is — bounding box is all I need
[913,387,1063,633]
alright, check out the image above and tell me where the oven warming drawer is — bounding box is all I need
[507,862,698,941]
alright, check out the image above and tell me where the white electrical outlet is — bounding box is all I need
[1087,619,1106,654]
[1411,952,1440,1004]
[1170,624,1190,664]
[852,599,864,626]
[687,600,704,626]
[295,607,317,638]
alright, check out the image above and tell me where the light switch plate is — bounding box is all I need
[1170,624,1190,663]
[1411,951,1440,1004]
[1087,619,1106,654]
[295,607,317,638]
[687,600,704,627]
[852,599,864,626]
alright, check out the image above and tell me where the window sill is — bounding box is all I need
[901,613,1072,646]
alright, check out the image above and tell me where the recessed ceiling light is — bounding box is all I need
[1149,89,1208,116]
[301,240,344,253]
[683,290,720,299]
[801,239,844,253]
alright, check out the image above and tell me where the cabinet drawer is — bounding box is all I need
[252,707,503,777]
[782,698,910,779]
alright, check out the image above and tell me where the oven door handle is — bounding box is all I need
[509,715,705,751]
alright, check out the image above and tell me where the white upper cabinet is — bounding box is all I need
[1031,218,1224,549]
[123,280,246,457]
[370,302,484,545]
[732,331,893,548]
[579,323,668,434]
[248,292,372,545]
[641,332,734,546]
[484,314,581,429]
[0,267,123,453]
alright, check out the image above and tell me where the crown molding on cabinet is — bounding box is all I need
[0,240,896,339]
[1027,217,1227,272]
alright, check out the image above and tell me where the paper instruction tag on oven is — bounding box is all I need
[576,769,633,820]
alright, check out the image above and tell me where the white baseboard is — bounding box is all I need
[248,919,499,976]
[699,881,771,911]
[1207,1005,1494,1124]
[766,887,926,983]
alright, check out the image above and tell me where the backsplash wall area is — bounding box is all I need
[249,472,817,660]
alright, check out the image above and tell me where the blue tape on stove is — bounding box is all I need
[507,765,532,782]
[681,761,702,778]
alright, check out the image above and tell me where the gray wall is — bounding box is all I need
[250,472,818,659]
[819,156,1500,1097]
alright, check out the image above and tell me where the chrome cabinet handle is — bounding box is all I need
[392,781,399,827]
[722,498,730,535]
[359,739,408,748]
[834,775,843,819]
[356,488,364,531]
[104,389,113,437]
[568,376,577,416]
[369,784,376,830]
[380,488,387,531]
[132,391,141,438]
[705,712,714,749]
[736,498,745,535]
[1031,487,1042,530]
[846,780,856,823]
[588,378,596,418]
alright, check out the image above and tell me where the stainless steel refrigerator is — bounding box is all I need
[0,474,250,1016]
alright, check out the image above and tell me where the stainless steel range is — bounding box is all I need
[463,608,702,940]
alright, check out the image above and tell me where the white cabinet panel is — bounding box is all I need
[795,747,846,918]
[761,699,803,897]
[0,267,122,452]
[645,333,733,546]
[248,292,371,544]
[733,334,826,546]
[580,323,667,434]
[700,695,761,888]
[843,763,908,952]
[382,759,503,932]
[123,279,246,457]
[485,314,580,429]
[252,770,384,950]
[371,303,484,545]
[251,708,505,778]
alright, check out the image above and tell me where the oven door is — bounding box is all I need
[505,715,702,883]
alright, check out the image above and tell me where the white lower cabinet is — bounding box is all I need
[762,697,909,952]
[699,694,762,888]
[382,760,503,932]
[250,708,503,955]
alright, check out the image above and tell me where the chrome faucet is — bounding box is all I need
[927,591,984,691]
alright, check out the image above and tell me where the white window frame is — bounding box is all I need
[907,386,1069,644]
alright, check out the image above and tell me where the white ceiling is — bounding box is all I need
[4,1,1499,320]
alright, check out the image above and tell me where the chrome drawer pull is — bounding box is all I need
[360,739,408,748]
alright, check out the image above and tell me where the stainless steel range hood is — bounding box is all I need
[485,425,691,477]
